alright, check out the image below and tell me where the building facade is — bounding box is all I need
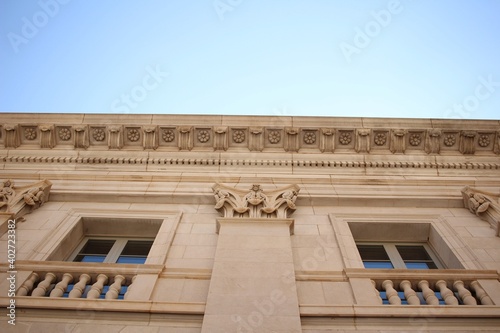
[0,113,500,332]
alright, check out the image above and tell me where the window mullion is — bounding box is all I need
[105,239,127,263]
[384,244,406,269]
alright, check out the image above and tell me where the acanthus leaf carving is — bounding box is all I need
[461,186,500,236]
[0,179,52,222]
[212,183,300,219]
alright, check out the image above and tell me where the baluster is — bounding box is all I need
[17,272,39,296]
[87,274,108,299]
[400,280,420,305]
[124,275,136,300]
[453,280,477,305]
[418,280,439,305]
[382,280,401,305]
[105,275,126,299]
[436,280,458,305]
[371,280,383,304]
[31,273,56,297]
[470,281,493,305]
[69,274,91,298]
[50,273,73,298]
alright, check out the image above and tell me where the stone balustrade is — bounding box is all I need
[371,278,493,305]
[17,271,135,300]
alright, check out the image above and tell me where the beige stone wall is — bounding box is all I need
[1,114,499,332]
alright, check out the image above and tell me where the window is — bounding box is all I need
[69,238,154,264]
[356,243,442,269]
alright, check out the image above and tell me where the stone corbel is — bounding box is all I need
[390,129,407,154]
[248,127,264,151]
[178,126,193,151]
[0,179,52,225]
[213,127,228,151]
[108,126,123,149]
[4,124,20,148]
[355,129,371,153]
[40,125,56,149]
[212,183,300,219]
[425,129,441,154]
[459,131,476,154]
[320,128,335,153]
[284,127,299,152]
[461,186,500,236]
[143,125,158,150]
[74,125,89,149]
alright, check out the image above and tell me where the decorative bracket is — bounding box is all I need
[0,179,52,221]
[212,183,300,219]
[461,186,500,236]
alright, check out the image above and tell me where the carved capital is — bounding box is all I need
[0,179,52,221]
[213,183,300,219]
[461,186,500,236]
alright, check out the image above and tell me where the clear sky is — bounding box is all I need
[1,0,499,120]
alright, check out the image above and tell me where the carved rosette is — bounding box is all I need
[319,128,335,153]
[249,127,264,151]
[461,186,500,236]
[0,179,52,221]
[214,127,228,151]
[178,126,193,151]
[390,129,407,154]
[355,129,370,153]
[40,125,56,149]
[284,128,299,152]
[459,131,476,154]
[4,125,20,148]
[108,126,123,149]
[143,126,158,150]
[213,183,300,219]
[74,125,89,149]
[425,129,441,154]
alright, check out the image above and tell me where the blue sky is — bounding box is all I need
[1,0,499,119]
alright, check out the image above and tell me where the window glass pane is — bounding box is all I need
[396,245,438,269]
[357,245,393,269]
[74,239,115,262]
[116,240,153,264]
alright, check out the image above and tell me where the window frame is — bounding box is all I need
[356,242,444,269]
[67,237,155,264]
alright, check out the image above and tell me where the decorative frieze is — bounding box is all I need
[212,183,300,219]
[1,121,498,156]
